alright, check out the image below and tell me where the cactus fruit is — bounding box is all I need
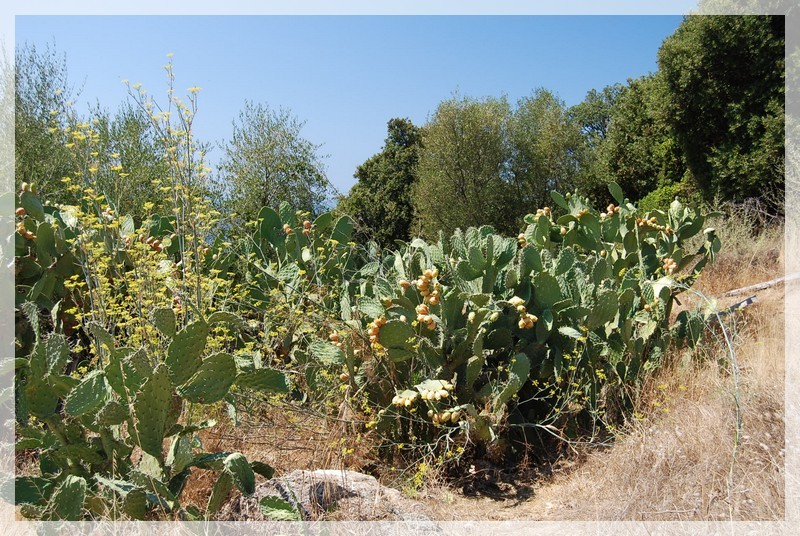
[392,390,418,407]
[367,315,388,345]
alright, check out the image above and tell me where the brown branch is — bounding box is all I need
[721,272,800,297]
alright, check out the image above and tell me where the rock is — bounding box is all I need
[219,469,434,522]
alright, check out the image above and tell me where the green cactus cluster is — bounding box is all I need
[243,203,362,308]
[14,180,720,518]
[14,191,292,520]
[316,183,720,450]
[15,313,290,520]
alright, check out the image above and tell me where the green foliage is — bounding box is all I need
[569,84,624,150]
[13,80,280,521]
[337,118,422,248]
[86,102,173,219]
[15,297,282,519]
[509,89,585,212]
[259,496,302,521]
[658,15,784,213]
[414,94,512,237]
[216,100,331,224]
[14,42,76,200]
[414,91,585,238]
[364,183,718,452]
[637,176,702,213]
[166,320,209,386]
[13,49,741,517]
[600,74,686,204]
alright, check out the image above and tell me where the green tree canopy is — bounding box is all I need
[568,84,623,202]
[336,118,422,248]
[217,101,331,223]
[413,95,512,237]
[657,15,785,212]
[14,42,77,199]
[414,91,585,238]
[509,88,584,212]
[602,74,688,204]
[88,102,172,218]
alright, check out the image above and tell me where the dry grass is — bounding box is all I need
[505,292,784,521]
[691,202,784,296]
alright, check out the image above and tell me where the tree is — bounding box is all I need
[413,95,512,237]
[14,42,78,200]
[569,84,624,150]
[657,15,785,212]
[217,101,330,222]
[602,74,688,204]
[509,89,585,211]
[568,84,624,202]
[414,92,589,237]
[86,102,172,218]
[336,118,422,248]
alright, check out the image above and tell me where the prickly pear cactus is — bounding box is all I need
[166,320,209,386]
[177,352,237,404]
[131,364,173,460]
[358,183,720,450]
[15,309,279,521]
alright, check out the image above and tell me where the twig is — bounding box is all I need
[639,508,696,516]
[721,272,800,297]
[707,295,758,324]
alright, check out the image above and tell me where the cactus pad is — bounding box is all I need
[235,368,290,393]
[493,353,531,409]
[166,320,209,386]
[95,400,130,426]
[64,370,110,417]
[132,364,172,460]
[47,475,86,520]
[378,320,415,349]
[309,340,345,366]
[151,308,176,337]
[176,352,237,404]
[223,452,256,496]
[586,290,619,331]
[206,472,233,518]
[25,379,59,419]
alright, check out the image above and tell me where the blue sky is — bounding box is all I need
[15,15,684,198]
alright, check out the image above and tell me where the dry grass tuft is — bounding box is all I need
[692,203,784,296]
[508,288,785,522]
